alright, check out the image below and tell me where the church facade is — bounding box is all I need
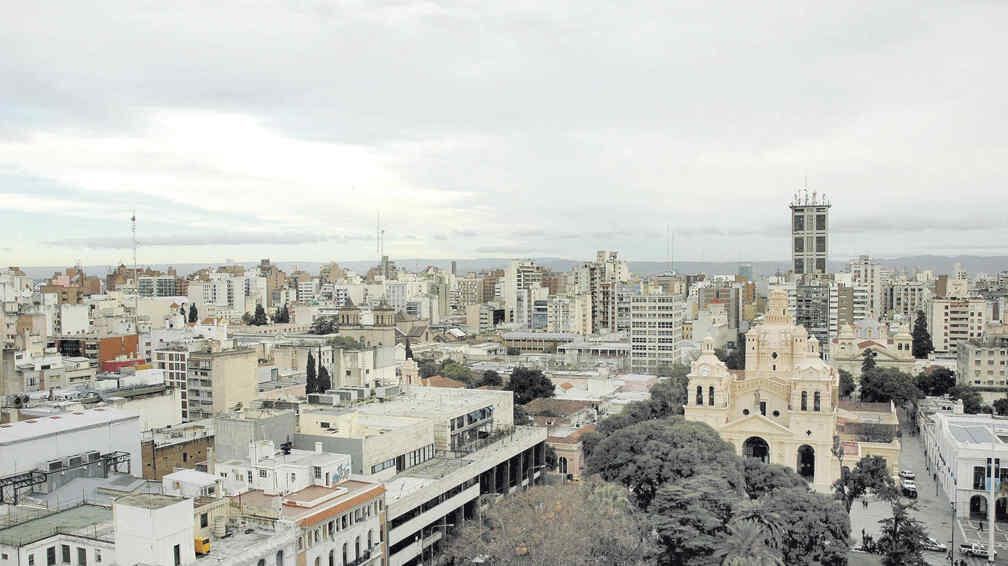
[685,289,842,492]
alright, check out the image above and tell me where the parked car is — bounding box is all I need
[901,479,918,498]
[960,543,995,558]
[899,469,915,480]
[921,537,947,552]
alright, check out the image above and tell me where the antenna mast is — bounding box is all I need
[131,211,139,341]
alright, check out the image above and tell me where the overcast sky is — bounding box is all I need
[2,1,1006,267]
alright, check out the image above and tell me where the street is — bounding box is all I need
[849,424,1008,565]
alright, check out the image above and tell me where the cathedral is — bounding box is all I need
[685,289,841,491]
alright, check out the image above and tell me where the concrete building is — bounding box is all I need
[502,261,544,324]
[214,439,352,496]
[849,255,888,318]
[185,346,258,421]
[789,190,831,276]
[234,480,386,566]
[0,409,141,503]
[928,297,990,354]
[628,288,682,372]
[957,323,1008,404]
[141,419,215,480]
[920,412,1008,522]
[886,279,930,320]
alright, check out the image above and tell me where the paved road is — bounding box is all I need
[850,423,1008,565]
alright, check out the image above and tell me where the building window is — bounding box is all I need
[708,386,715,407]
[813,392,821,412]
[313,466,322,480]
[173,545,181,566]
[276,551,284,566]
[695,386,703,405]
[61,545,70,563]
[47,547,55,566]
[77,548,86,566]
[200,513,209,528]
[95,550,101,564]
[801,391,808,411]
[759,401,767,416]
[29,554,35,566]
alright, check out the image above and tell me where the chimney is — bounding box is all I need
[314,442,323,454]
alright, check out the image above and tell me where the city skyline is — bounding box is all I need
[3,2,1007,265]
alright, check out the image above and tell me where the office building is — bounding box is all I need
[789,190,831,276]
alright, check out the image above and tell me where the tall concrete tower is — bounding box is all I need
[789,189,831,277]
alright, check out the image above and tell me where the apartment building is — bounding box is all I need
[928,297,990,354]
[628,288,682,372]
[957,324,1008,404]
[185,345,258,420]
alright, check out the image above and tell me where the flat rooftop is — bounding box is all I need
[0,408,138,445]
[0,505,112,546]
[117,493,187,510]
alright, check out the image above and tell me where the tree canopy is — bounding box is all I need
[506,367,555,405]
[651,475,739,564]
[742,458,807,500]
[187,303,198,323]
[947,384,985,414]
[916,366,955,397]
[862,349,877,374]
[859,368,920,405]
[586,417,744,511]
[442,480,657,565]
[877,499,929,566]
[250,303,268,326]
[911,310,933,359]
[759,487,850,566]
[479,369,502,387]
[833,455,896,512]
[305,351,317,394]
[838,369,856,399]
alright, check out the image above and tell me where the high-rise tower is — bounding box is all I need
[789,189,831,277]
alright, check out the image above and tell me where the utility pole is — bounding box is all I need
[131,211,140,346]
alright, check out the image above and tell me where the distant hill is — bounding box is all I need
[18,255,1008,280]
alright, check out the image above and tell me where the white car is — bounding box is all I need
[899,469,915,480]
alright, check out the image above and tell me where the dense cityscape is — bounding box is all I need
[2,190,1007,565]
[3,3,1006,566]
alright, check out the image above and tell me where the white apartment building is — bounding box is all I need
[215,440,352,495]
[886,279,930,320]
[928,297,990,354]
[629,288,683,372]
[849,255,889,319]
[503,261,544,323]
[546,294,592,335]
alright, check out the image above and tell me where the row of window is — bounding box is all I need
[22,543,103,566]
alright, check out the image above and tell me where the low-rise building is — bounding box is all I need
[921,413,1008,521]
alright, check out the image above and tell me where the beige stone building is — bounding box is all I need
[685,289,842,492]
[830,319,915,378]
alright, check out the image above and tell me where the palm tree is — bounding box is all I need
[713,520,784,566]
[730,501,784,549]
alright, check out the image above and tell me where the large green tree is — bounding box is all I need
[713,520,784,566]
[839,369,856,399]
[442,480,657,565]
[506,367,555,405]
[759,487,850,566]
[586,417,744,511]
[916,366,955,397]
[877,499,929,566]
[317,361,332,393]
[947,384,985,414]
[306,351,318,394]
[742,458,807,500]
[651,475,739,564]
[911,310,933,359]
[833,455,897,512]
[479,369,502,387]
[994,398,1008,416]
[188,303,198,323]
[251,304,268,326]
[859,368,921,405]
[862,349,877,374]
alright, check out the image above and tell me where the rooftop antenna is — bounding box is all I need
[131,210,139,342]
